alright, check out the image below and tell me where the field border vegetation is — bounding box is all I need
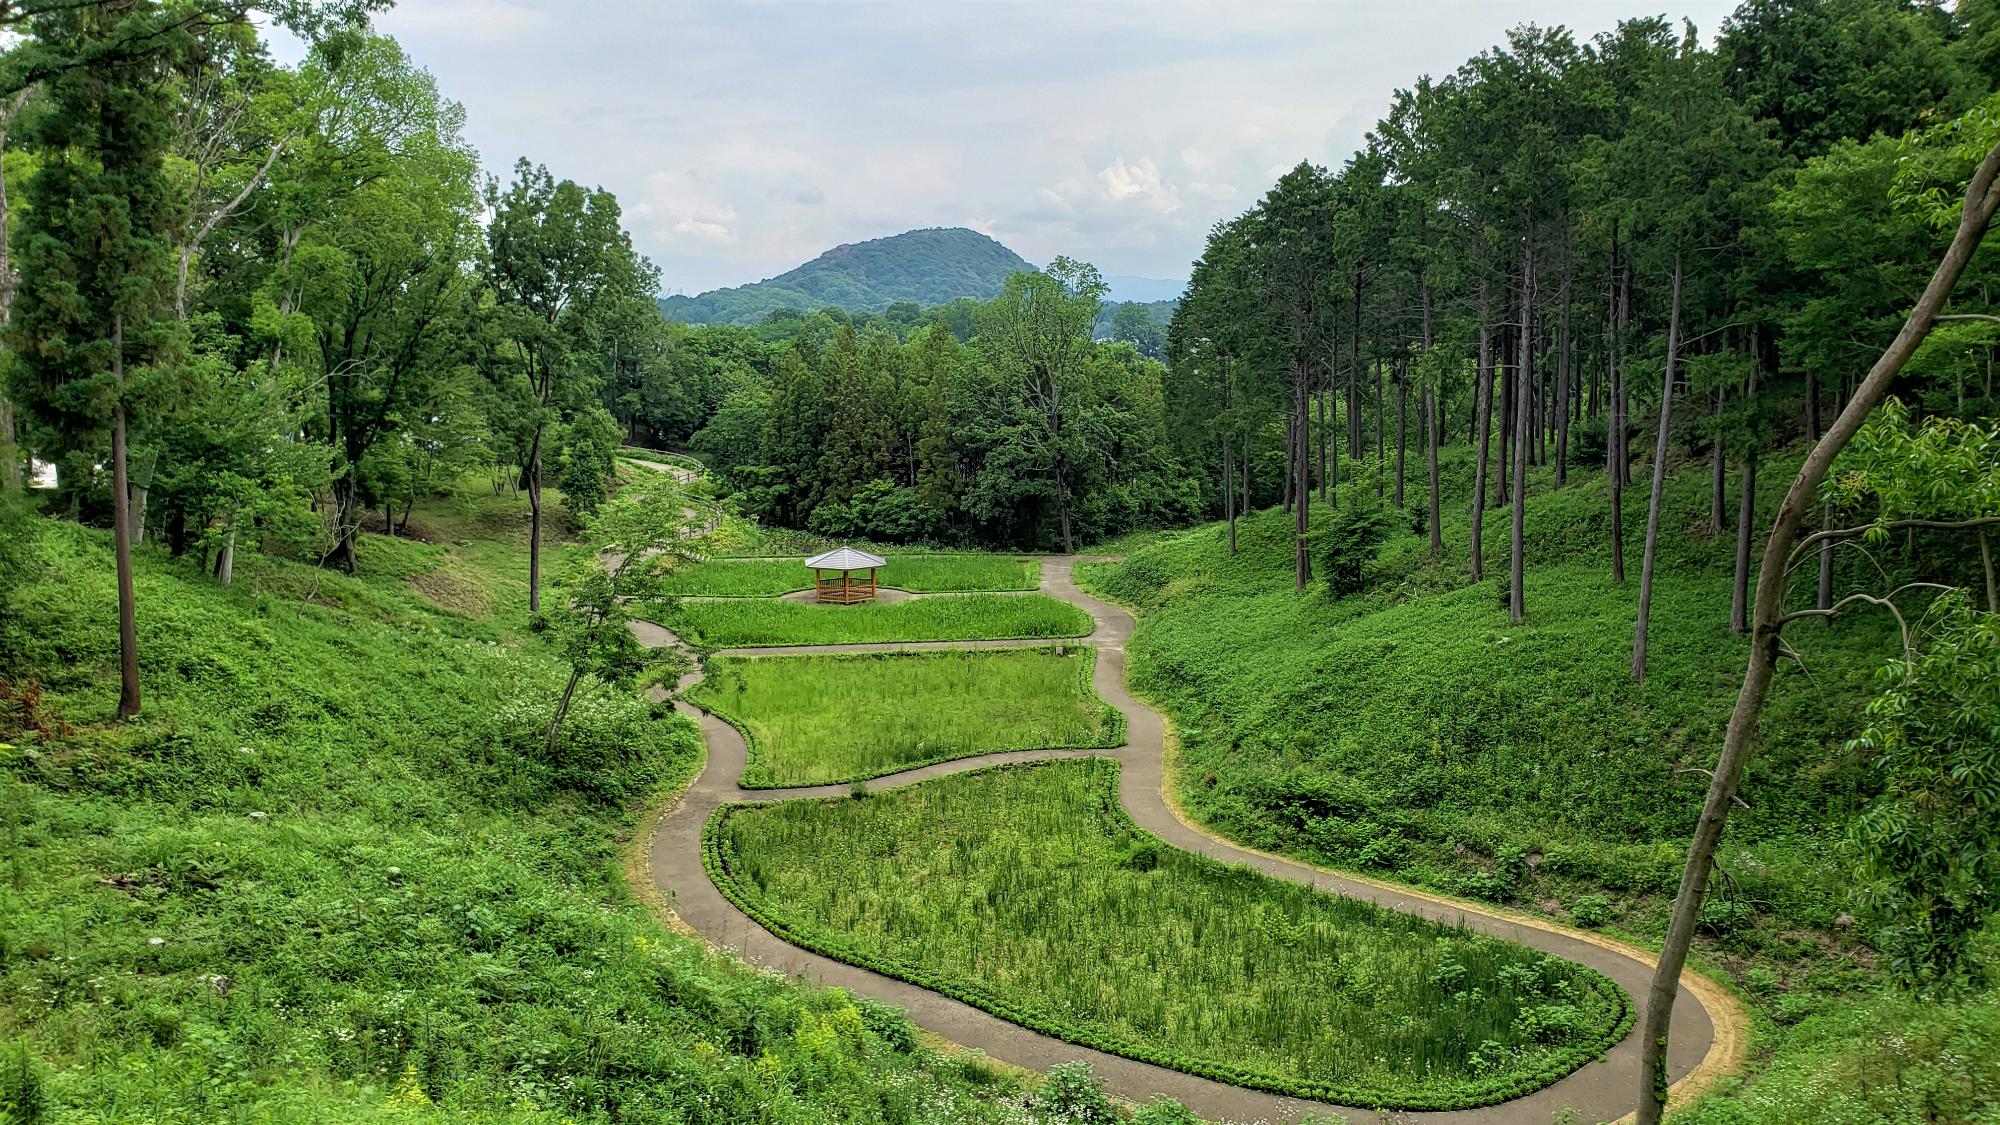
[691,645,1124,788]
[666,554,1042,598]
[667,593,1093,648]
[704,759,1635,1111]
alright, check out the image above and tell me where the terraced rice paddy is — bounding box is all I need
[666,555,1040,597]
[670,594,1091,648]
[708,760,1630,1108]
[692,647,1120,786]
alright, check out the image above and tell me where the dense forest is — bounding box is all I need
[4,0,2000,1121]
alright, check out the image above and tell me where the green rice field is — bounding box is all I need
[666,555,1041,596]
[670,594,1092,648]
[692,647,1121,786]
[708,760,1629,1109]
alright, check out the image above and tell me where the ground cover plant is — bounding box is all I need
[669,594,1091,648]
[666,555,1040,597]
[691,647,1120,786]
[0,519,1073,1124]
[708,759,1630,1109]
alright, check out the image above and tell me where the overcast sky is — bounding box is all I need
[274,1,1742,296]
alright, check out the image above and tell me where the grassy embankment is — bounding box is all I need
[1078,444,2000,1123]
[0,476,1069,1124]
[709,759,1629,1110]
[692,648,1120,787]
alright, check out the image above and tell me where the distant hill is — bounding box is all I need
[658,227,1034,325]
[1103,275,1186,304]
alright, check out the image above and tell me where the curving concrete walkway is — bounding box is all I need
[634,558,1745,1124]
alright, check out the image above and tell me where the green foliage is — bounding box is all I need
[1319,488,1392,596]
[658,228,1032,326]
[1027,1062,1118,1125]
[669,594,1092,648]
[1679,991,2000,1125]
[1847,598,2000,993]
[708,760,1629,1109]
[690,647,1120,786]
[1086,454,1897,938]
[1570,894,1615,929]
[0,518,1049,1122]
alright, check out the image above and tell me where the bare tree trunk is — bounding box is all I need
[1817,504,1834,613]
[1223,436,1236,556]
[1394,360,1407,508]
[1609,221,1626,584]
[1981,528,1996,613]
[1632,250,1683,682]
[1730,453,1757,633]
[1295,362,1312,592]
[1318,380,1329,504]
[1471,276,1493,582]
[546,666,584,753]
[1241,432,1250,519]
[1427,386,1442,560]
[1498,330,1512,507]
[1510,233,1533,624]
[1635,140,2000,1125]
[528,456,544,613]
[111,313,142,720]
[1375,357,1386,501]
[1282,413,1294,515]
[1710,387,1726,536]
[215,526,235,586]
[1731,355,1761,634]
[1556,269,1572,486]
[0,88,29,494]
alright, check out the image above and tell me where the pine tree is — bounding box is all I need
[8,2,186,719]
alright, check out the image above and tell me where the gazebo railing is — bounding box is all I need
[813,568,878,604]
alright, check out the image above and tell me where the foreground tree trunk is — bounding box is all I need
[1631,250,1683,681]
[1635,139,2000,1125]
[1395,361,1407,508]
[111,314,141,720]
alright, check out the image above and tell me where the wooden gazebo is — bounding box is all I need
[804,546,887,604]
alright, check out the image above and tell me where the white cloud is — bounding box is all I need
[346,0,1743,292]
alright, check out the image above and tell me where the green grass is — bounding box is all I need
[708,760,1630,1110]
[666,555,1040,597]
[0,516,1054,1123]
[668,594,1092,648]
[690,647,1121,786]
[1082,449,1905,941]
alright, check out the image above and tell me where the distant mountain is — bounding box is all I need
[658,227,1034,326]
[1102,275,1186,304]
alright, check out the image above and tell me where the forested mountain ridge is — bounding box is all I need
[658,227,1034,325]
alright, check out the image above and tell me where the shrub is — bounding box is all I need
[1571,894,1614,928]
[1028,1061,1118,1125]
[1319,491,1391,596]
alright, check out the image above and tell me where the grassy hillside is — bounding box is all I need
[1080,446,2000,1122]
[0,492,1063,1123]
[659,228,1032,326]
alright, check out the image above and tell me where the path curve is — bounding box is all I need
[635,558,1745,1123]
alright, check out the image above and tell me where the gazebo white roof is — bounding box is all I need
[804,546,887,572]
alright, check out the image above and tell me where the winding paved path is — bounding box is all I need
[634,558,1745,1124]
